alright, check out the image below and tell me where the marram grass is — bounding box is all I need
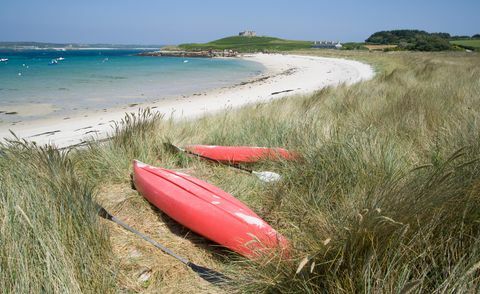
[1,51,480,293]
[0,141,115,293]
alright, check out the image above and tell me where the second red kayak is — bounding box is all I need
[184,145,297,164]
[133,160,289,258]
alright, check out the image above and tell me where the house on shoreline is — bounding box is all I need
[239,30,257,37]
[313,41,343,49]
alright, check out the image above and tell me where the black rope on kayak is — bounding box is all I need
[95,204,231,286]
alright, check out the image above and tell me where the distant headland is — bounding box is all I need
[0,42,163,50]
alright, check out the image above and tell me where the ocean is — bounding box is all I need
[0,49,264,122]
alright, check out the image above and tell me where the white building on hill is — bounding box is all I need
[239,30,256,37]
[313,41,343,49]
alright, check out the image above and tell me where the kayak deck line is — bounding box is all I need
[160,167,253,210]
[134,161,275,235]
[135,160,251,211]
[137,165,271,233]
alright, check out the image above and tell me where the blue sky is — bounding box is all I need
[1,0,479,44]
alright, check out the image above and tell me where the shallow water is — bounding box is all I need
[0,49,264,122]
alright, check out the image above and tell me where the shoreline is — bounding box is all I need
[0,53,374,148]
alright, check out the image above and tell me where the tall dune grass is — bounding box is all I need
[1,51,479,292]
[219,52,480,293]
[0,141,115,292]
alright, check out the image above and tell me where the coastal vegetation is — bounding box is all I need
[1,50,480,292]
[339,42,368,50]
[365,29,453,51]
[179,36,313,52]
[450,39,480,51]
[364,30,480,51]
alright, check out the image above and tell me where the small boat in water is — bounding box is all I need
[0,58,8,62]
[132,160,289,258]
[56,57,65,61]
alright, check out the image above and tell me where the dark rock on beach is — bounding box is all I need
[138,50,238,58]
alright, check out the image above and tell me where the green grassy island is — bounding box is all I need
[179,35,313,52]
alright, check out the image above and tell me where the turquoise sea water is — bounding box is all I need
[0,49,264,121]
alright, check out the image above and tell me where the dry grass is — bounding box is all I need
[97,184,225,293]
[364,44,398,51]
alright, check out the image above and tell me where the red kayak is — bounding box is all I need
[132,160,289,258]
[184,145,297,164]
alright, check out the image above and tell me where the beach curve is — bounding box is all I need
[0,53,374,148]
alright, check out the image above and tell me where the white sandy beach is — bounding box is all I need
[0,54,374,148]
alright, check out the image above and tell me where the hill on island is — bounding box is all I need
[179,36,313,52]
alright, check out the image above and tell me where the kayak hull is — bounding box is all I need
[184,145,297,164]
[132,160,288,258]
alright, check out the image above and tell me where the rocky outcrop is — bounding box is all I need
[137,50,238,58]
